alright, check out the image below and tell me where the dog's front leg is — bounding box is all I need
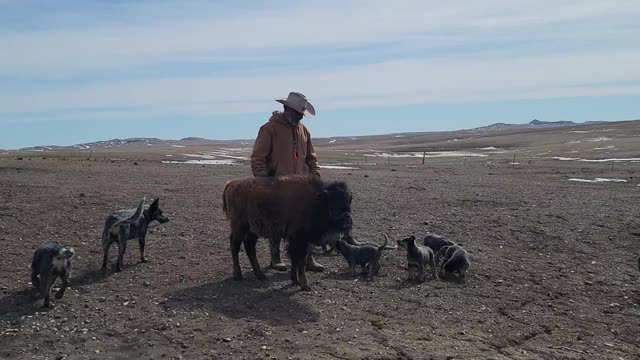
[138,234,147,263]
[31,266,40,288]
[41,273,56,308]
[367,260,377,280]
[349,262,358,278]
[430,257,438,280]
[418,264,426,282]
[55,273,70,300]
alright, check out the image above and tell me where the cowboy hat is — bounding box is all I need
[275,92,316,117]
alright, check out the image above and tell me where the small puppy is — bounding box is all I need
[397,235,436,282]
[31,240,75,308]
[423,233,456,253]
[101,197,169,272]
[435,244,470,281]
[335,234,388,279]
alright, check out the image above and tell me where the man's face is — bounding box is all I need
[283,106,304,125]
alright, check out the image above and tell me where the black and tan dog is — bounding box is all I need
[31,240,75,308]
[335,234,388,279]
[397,235,436,282]
[435,244,470,281]
[101,197,169,272]
[422,232,456,254]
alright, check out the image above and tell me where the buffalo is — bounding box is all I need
[222,175,353,291]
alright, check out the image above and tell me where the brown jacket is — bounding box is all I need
[251,111,321,178]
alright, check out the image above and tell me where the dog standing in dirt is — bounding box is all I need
[434,244,470,281]
[423,232,456,254]
[101,197,169,272]
[31,240,75,308]
[397,235,437,282]
[335,234,389,279]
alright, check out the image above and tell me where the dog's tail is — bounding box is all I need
[113,197,145,229]
[380,233,397,250]
[379,233,389,252]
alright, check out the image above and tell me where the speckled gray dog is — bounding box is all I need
[101,197,169,272]
[31,240,75,308]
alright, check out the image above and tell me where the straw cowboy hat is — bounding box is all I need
[275,92,316,117]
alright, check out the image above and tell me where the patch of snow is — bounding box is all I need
[365,151,487,158]
[585,137,612,142]
[329,139,337,143]
[591,146,615,150]
[146,144,153,146]
[165,155,173,157]
[319,165,358,170]
[552,157,582,161]
[162,160,238,165]
[568,130,593,134]
[568,178,627,183]
[478,146,498,150]
[184,152,249,161]
[329,162,376,166]
[554,156,640,163]
[580,158,640,163]
[171,145,186,148]
[394,135,405,138]
[510,162,521,165]
[28,149,44,152]
[568,141,581,144]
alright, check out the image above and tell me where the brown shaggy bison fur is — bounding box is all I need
[222,175,353,291]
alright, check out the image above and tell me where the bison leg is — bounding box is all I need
[243,233,267,281]
[269,235,288,271]
[289,257,299,285]
[288,239,311,291]
[230,233,243,281]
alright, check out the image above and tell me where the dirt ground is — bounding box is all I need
[1,158,639,360]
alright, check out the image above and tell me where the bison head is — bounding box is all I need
[316,181,353,236]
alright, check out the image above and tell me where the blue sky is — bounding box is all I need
[1,1,640,149]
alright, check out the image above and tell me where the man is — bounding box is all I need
[250,91,324,272]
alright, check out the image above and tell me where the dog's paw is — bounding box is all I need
[300,284,312,292]
[53,289,63,299]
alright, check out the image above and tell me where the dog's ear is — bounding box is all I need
[150,197,159,209]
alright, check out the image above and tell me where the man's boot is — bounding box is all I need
[306,246,324,272]
[269,237,288,271]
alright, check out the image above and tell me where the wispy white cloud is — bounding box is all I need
[2,50,640,119]
[1,0,640,123]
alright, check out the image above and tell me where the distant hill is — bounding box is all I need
[471,119,607,132]
[10,119,618,151]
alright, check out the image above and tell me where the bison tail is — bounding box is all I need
[222,180,231,218]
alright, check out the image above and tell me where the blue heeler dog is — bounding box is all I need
[31,240,75,308]
[101,197,169,272]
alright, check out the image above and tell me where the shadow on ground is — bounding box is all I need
[165,274,320,326]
